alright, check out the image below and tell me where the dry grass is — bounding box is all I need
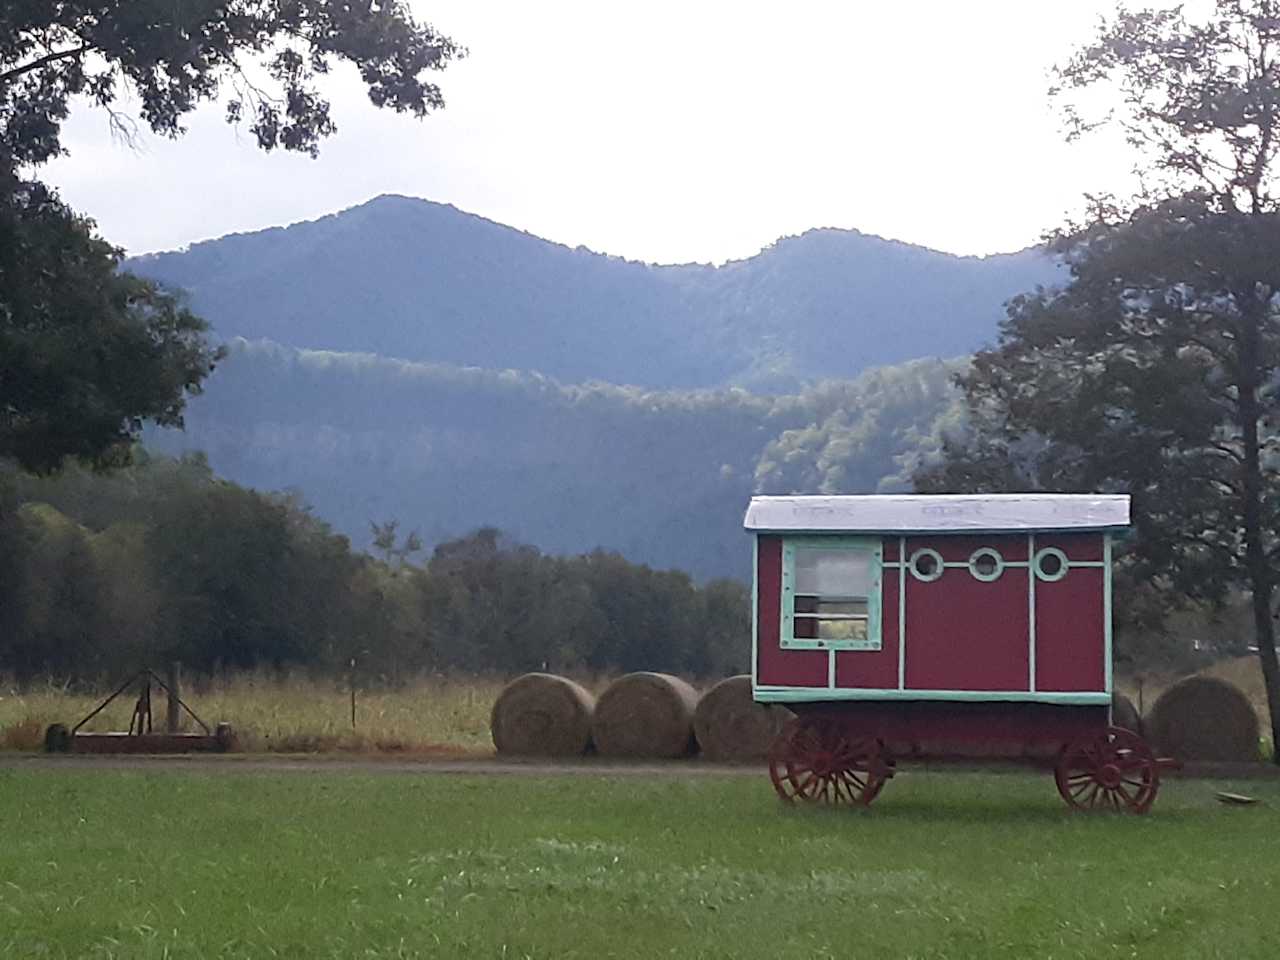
[8,659,1274,759]
[0,716,43,750]
[0,673,517,754]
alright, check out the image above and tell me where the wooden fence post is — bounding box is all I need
[166,661,182,733]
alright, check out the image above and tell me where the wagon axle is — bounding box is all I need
[767,716,1176,814]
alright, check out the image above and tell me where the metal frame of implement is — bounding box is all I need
[44,669,234,754]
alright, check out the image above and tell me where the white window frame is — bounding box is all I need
[780,536,883,651]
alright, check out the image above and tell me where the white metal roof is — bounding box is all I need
[744,494,1130,534]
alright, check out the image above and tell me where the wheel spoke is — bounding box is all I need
[840,770,867,802]
[834,775,853,804]
[1069,779,1095,799]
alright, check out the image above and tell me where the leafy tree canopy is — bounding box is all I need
[1,0,462,167]
[924,0,1280,757]
[0,174,222,472]
[920,197,1280,622]
[1052,0,1280,214]
[0,1,461,472]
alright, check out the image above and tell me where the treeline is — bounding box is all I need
[0,454,749,684]
[146,340,968,580]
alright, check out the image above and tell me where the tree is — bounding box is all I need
[6,503,107,680]
[922,1,1280,760]
[1,1,462,168]
[1,1,461,471]
[370,518,423,569]
[0,175,222,472]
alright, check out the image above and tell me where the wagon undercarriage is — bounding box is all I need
[766,703,1179,813]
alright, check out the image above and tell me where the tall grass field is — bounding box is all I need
[0,674,513,753]
[0,767,1277,958]
[0,656,1272,755]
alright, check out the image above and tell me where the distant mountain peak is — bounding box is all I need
[125,196,1058,392]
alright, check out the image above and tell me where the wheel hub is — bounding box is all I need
[1097,763,1122,789]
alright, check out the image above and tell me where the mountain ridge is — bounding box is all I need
[126,194,1061,392]
[125,195,1057,576]
[133,193,1042,268]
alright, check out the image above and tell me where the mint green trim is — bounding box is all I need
[1104,533,1113,695]
[897,536,906,690]
[751,533,759,688]
[748,526,1129,536]
[782,638,879,652]
[752,687,1111,705]
[940,560,1029,569]
[1028,534,1036,693]
[891,560,1099,569]
[781,537,883,651]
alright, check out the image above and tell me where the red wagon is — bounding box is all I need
[746,493,1175,813]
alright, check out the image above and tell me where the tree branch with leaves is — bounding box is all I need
[1,1,462,473]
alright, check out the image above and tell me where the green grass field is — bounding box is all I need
[1,766,1277,959]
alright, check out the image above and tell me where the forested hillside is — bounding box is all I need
[128,195,1057,391]
[121,195,1050,580]
[146,339,966,579]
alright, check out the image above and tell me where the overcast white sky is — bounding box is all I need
[42,0,1152,264]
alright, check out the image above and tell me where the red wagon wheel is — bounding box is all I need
[768,716,890,807]
[1054,726,1160,814]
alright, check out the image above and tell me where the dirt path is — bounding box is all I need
[2,751,1277,780]
[0,752,766,778]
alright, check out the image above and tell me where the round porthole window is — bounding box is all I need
[908,547,945,583]
[968,547,1004,582]
[1034,547,1069,582]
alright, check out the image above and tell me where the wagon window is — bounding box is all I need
[781,540,882,651]
[1034,547,1068,582]
[968,547,1004,582]
[908,548,944,583]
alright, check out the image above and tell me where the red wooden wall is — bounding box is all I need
[755,532,1107,695]
[1034,533,1106,692]
[902,534,1029,691]
[755,536,825,687]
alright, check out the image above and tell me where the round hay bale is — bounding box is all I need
[1111,691,1142,734]
[490,673,595,757]
[593,672,699,758]
[693,675,792,761]
[1148,675,1260,762]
